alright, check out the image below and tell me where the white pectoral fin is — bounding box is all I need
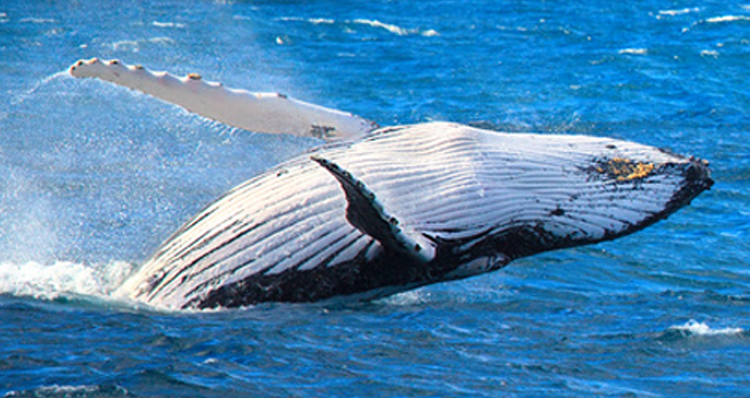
[69,58,376,140]
[312,156,436,262]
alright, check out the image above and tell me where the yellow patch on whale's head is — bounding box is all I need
[600,157,656,182]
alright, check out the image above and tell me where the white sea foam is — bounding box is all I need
[353,19,410,35]
[352,19,439,36]
[110,37,175,52]
[308,18,335,25]
[657,8,700,17]
[153,21,186,28]
[279,16,438,36]
[0,260,135,301]
[278,16,335,25]
[679,14,750,32]
[381,290,430,305]
[5,384,131,398]
[19,17,57,24]
[618,48,648,55]
[24,70,70,97]
[706,15,750,23]
[669,320,744,336]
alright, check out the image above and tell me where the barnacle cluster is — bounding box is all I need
[594,157,655,182]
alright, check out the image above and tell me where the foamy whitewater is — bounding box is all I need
[0,261,133,302]
[1,0,749,396]
[669,320,744,336]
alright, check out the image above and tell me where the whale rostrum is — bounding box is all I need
[69,59,713,309]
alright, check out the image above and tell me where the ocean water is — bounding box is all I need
[1,0,749,396]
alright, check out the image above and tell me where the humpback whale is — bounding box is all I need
[69,58,713,310]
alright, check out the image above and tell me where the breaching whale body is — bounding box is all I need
[69,59,713,310]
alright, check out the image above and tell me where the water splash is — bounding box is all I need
[10,70,71,106]
[668,319,744,337]
[0,260,135,302]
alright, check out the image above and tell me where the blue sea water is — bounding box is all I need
[1,0,749,396]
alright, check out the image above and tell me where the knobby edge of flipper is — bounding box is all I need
[69,57,377,140]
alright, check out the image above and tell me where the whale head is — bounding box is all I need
[415,125,714,264]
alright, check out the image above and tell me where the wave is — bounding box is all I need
[705,15,750,23]
[656,8,700,17]
[0,260,135,302]
[152,21,186,29]
[279,16,439,37]
[380,290,431,306]
[352,19,439,37]
[283,17,335,25]
[19,17,57,24]
[700,49,719,58]
[664,319,745,338]
[618,48,648,55]
[5,384,134,398]
[680,13,750,32]
[108,37,176,52]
